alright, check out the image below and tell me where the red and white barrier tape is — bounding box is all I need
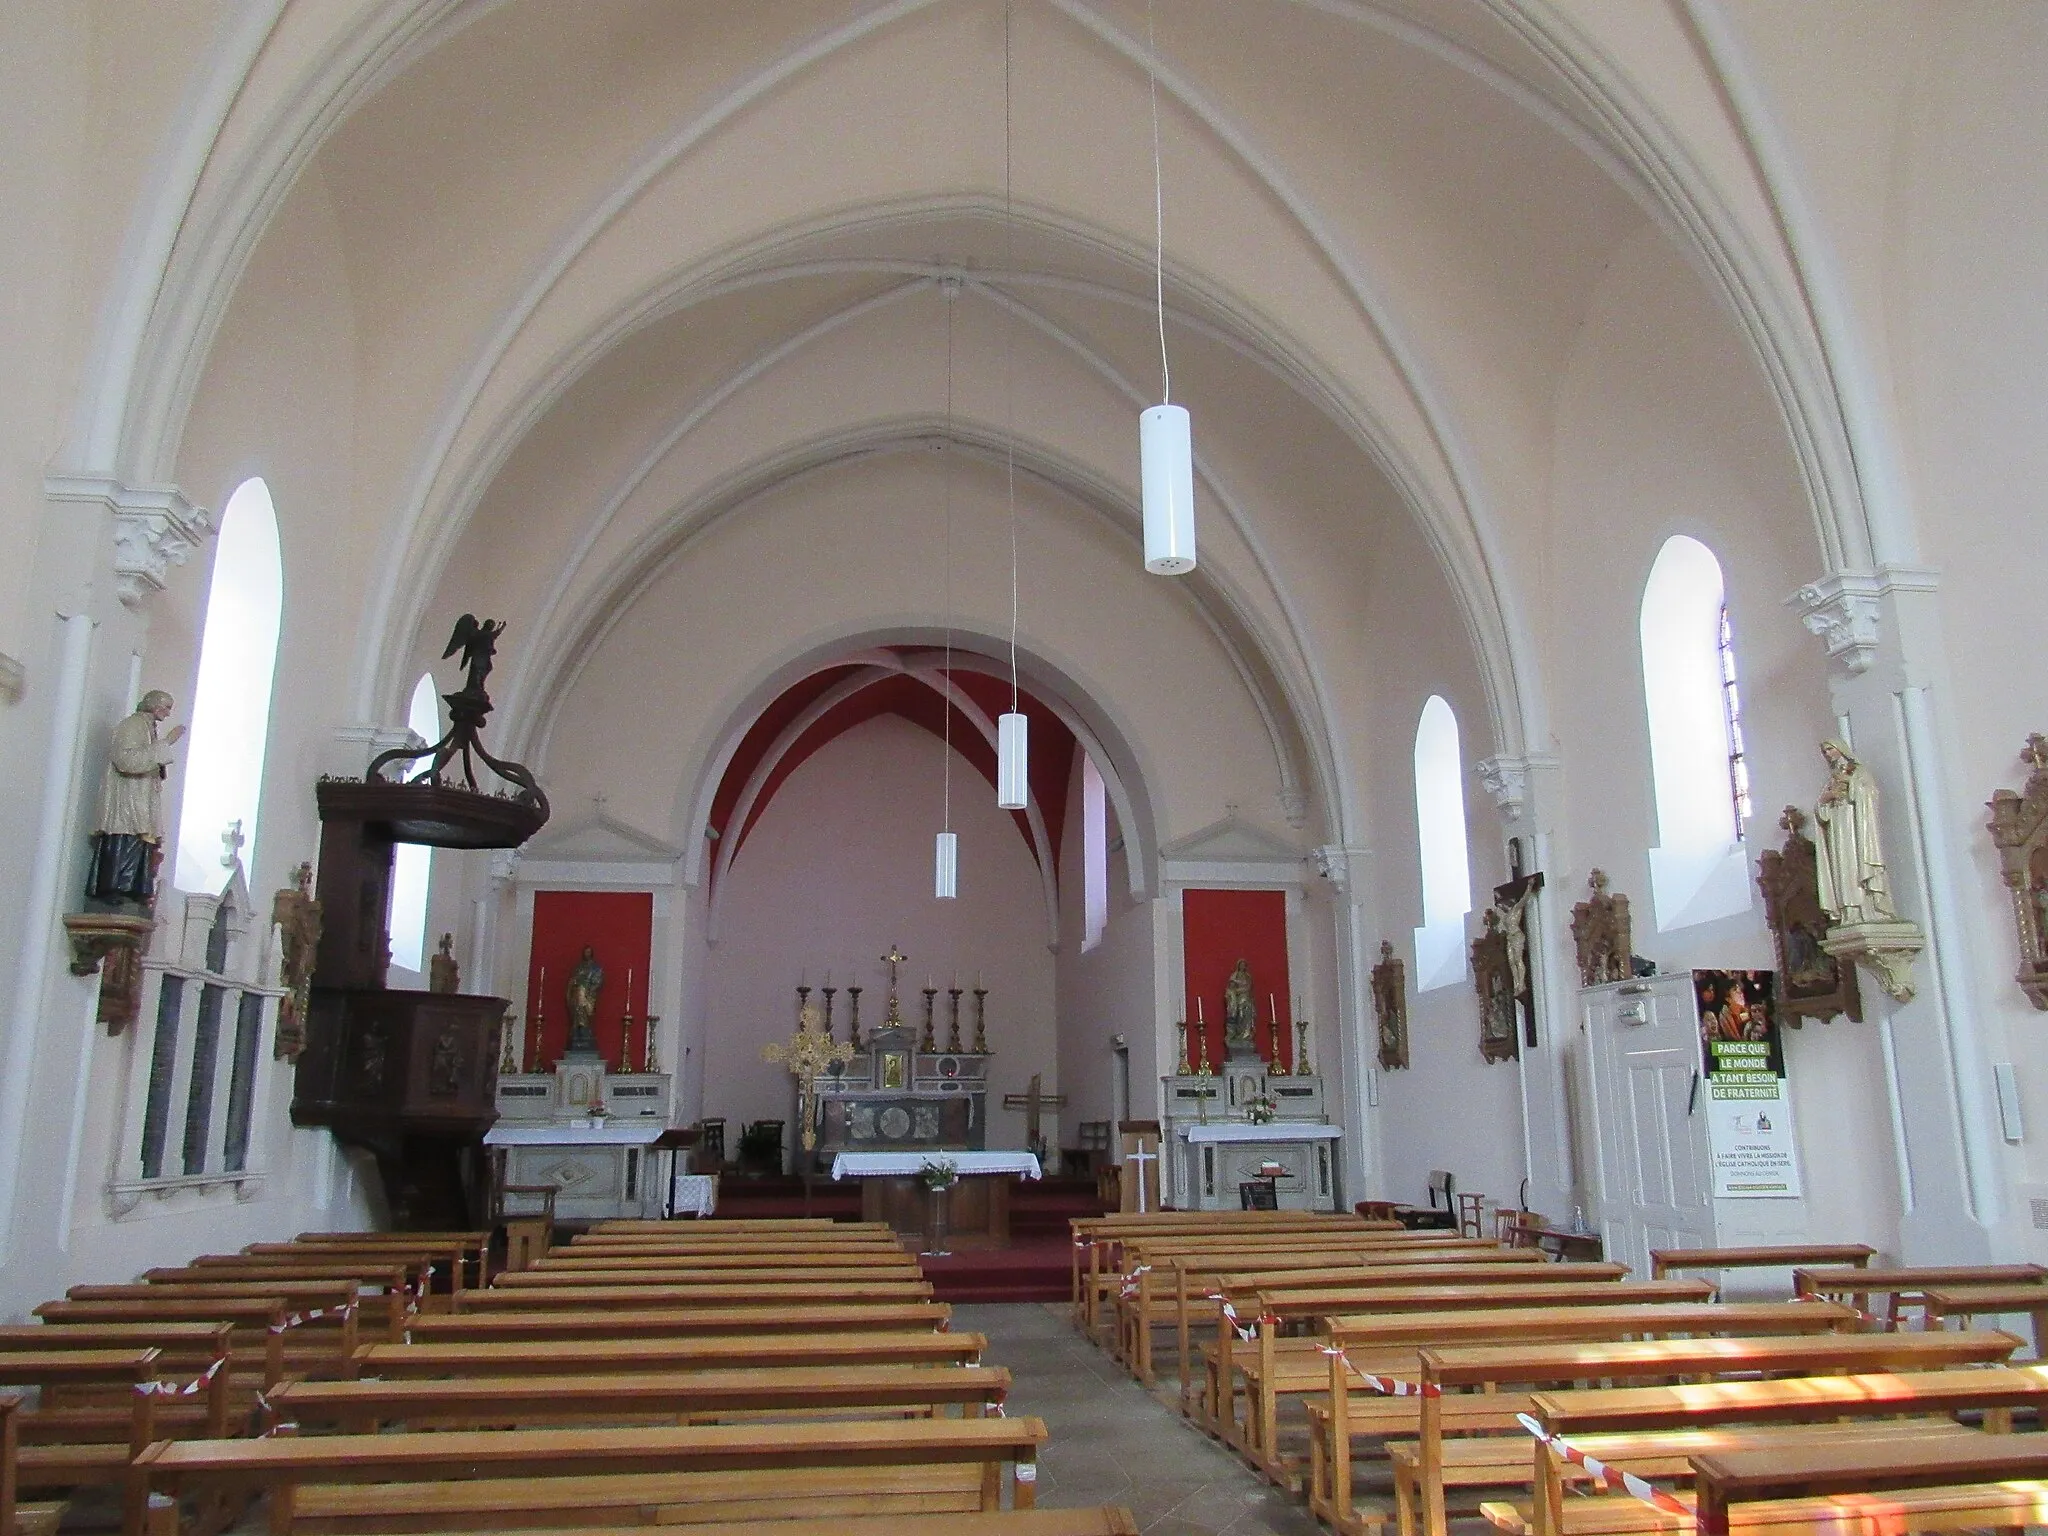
[1516,1414,1690,1516]
[1318,1345,1439,1397]
[1119,1264,1153,1299]
[1217,1298,1276,1343]
[269,1300,356,1335]
[136,1355,226,1398]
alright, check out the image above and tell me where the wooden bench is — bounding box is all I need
[1647,1247,1874,1292]
[453,1279,935,1310]
[35,1297,357,1388]
[138,1415,1050,1533]
[1517,1364,2048,1536]
[76,1283,406,1346]
[1212,1272,1650,1482]
[494,1262,927,1287]
[356,1513,1143,1536]
[162,1262,422,1329]
[0,1394,67,1536]
[1918,1283,2048,1358]
[1071,1212,1386,1328]
[532,1249,924,1272]
[266,1363,1011,1432]
[1388,1329,2021,1536]
[354,1329,988,1379]
[278,1234,490,1293]
[402,1302,954,1343]
[0,1347,186,1536]
[1691,1432,2048,1536]
[1790,1265,2046,1328]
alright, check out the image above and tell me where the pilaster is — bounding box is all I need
[1311,842,1381,1202]
[1788,564,2000,1259]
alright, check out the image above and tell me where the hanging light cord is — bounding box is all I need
[1004,0,1020,712]
[1147,0,1170,405]
[941,285,955,831]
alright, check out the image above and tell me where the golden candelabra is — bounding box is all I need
[846,985,862,1050]
[920,985,938,1052]
[1175,1018,1193,1076]
[946,986,964,1052]
[972,986,988,1053]
[1294,1019,1312,1077]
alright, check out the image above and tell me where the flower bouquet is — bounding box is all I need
[1242,1093,1277,1126]
[920,1156,959,1192]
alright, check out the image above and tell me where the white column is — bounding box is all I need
[1312,843,1381,1205]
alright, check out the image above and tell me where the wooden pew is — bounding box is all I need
[1071,1212,1387,1327]
[1919,1283,2048,1359]
[354,1330,989,1379]
[1647,1246,1874,1292]
[1392,1330,2020,1536]
[351,1514,1144,1536]
[137,1415,1050,1533]
[35,1297,357,1389]
[1121,1253,1564,1386]
[402,1302,954,1344]
[278,1234,490,1293]
[531,1250,922,1272]
[161,1261,420,1330]
[1519,1364,2048,1536]
[1791,1264,2046,1328]
[452,1279,934,1311]
[493,1262,927,1288]
[1214,1278,1700,1472]
[0,1393,66,1536]
[74,1283,405,1346]
[266,1363,1011,1432]
[1690,1432,2048,1536]
[0,1347,174,1536]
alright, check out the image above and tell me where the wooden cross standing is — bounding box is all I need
[1001,1072,1067,1156]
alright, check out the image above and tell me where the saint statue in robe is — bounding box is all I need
[1815,740,1898,925]
[86,690,184,911]
[564,945,603,1054]
[1222,958,1256,1052]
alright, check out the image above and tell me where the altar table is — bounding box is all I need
[830,1151,1042,1244]
[1173,1121,1342,1212]
[483,1121,668,1222]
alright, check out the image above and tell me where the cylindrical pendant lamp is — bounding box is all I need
[934,830,958,900]
[997,711,1029,810]
[1140,403,1196,574]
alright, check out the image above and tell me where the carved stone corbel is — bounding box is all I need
[62,912,155,1033]
[1788,571,1883,675]
[1986,734,2048,1010]
[46,475,213,609]
[1473,756,1534,822]
[1821,922,1924,1005]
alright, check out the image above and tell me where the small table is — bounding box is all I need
[829,1152,1042,1246]
[1506,1218,1604,1262]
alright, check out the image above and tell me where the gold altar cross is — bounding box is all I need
[880,943,908,1027]
[1001,1072,1068,1154]
[763,1002,852,1151]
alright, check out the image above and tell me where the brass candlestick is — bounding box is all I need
[618,1005,635,1073]
[1195,1026,1212,1076]
[821,985,837,1039]
[1294,1019,1311,1077]
[1175,1018,1193,1076]
[643,1015,661,1073]
[499,1009,519,1075]
[920,986,938,1052]
[846,985,863,1050]
[971,986,988,1054]
[795,984,811,1026]
[946,987,964,1052]
[1269,1012,1285,1073]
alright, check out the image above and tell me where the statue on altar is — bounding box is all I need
[564,945,603,1055]
[1222,958,1257,1056]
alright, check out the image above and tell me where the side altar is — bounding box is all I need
[1160,1010,1338,1211]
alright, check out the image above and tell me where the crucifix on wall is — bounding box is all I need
[1001,1072,1066,1160]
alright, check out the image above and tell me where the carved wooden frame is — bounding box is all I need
[1371,941,1408,1071]
[1471,911,1519,1064]
[1986,734,2048,1010]
[1756,806,1863,1024]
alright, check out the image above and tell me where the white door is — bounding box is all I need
[1582,976,1714,1277]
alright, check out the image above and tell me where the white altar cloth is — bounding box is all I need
[1179,1122,1343,1144]
[669,1172,718,1217]
[830,1151,1042,1180]
[483,1122,667,1147]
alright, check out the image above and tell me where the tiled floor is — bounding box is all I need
[957,1301,1325,1536]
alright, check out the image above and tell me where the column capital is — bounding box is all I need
[46,474,213,610]
[1787,565,1938,676]
[1472,753,1559,823]
[1311,843,1372,894]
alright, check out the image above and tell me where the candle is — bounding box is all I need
[1197,997,1205,1023]
[626,968,634,1005]
[1269,992,1277,1021]
[824,969,832,987]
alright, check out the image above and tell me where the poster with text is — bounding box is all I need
[1695,969,1802,1199]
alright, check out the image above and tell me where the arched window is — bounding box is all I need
[1080,753,1108,952]
[1641,535,1753,929]
[174,479,282,892]
[1412,695,1472,990]
[386,674,440,973]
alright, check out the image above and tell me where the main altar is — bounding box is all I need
[792,949,996,1172]
[1159,1012,1339,1211]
